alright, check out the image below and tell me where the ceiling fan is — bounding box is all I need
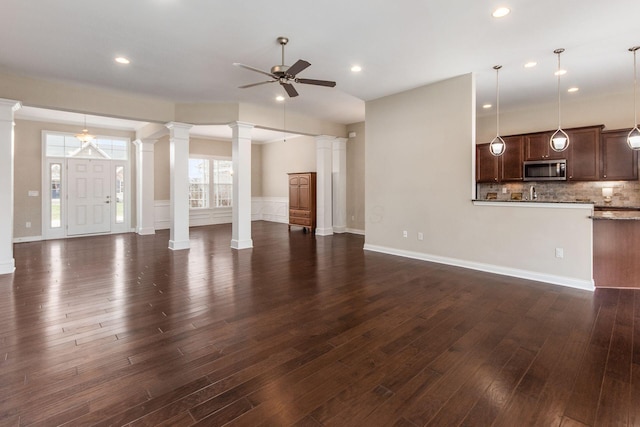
[234,37,336,98]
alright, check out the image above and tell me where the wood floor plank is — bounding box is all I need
[0,222,637,426]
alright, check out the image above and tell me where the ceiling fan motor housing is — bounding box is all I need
[270,65,289,77]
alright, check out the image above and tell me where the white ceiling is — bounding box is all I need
[3,1,640,131]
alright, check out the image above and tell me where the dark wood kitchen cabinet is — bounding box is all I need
[525,131,565,160]
[566,126,602,181]
[601,129,638,180]
[501,136,524,181]
[476,136,524,183]
[288,172,316,232]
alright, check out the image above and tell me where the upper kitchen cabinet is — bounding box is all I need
[476,136,524,183]
[601,129,638,180]
[500,136,524,181]
[566,126,602,181]
[476,143,499,183]
[525,132,564,160]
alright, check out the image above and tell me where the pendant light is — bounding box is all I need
[550,48,570,152]
[489,65,506,156]
[628,46,640,150]
[76,115,95,143]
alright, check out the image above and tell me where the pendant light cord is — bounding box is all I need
[634,47,638,127]
[557,50,562,130]
[495,66,501,137]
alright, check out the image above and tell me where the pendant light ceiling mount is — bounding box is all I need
[489,65,506,156]
[550,48,570,152]
[628,46,640,150]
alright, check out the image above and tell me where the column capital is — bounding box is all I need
[165,122,193,139]
[333,137,348,149]
[228,121,255,131]
[0,99,21,122]
[316,135,336,150]
[133,138,158,149]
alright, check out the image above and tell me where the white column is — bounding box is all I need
[0,99,21,275]
[229,121,254,250]
[332,137,348,233]
[315,135,334,236]
[166,122,192,250]
[133,138,157,235]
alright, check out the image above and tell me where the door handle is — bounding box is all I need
[105,201,110,204]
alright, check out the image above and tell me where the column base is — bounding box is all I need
[315,227,334,236]
[137,227,156,236]
[168,240,190,250]
[0,258,15,275]
[332,225,347,234]
[231,239,253,250]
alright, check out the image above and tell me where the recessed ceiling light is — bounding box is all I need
[115,56,130,64]
[554,69,567,76]
[524,61,537,68]
[275,95,285,102]
[567,87,579,93]
[351,65,362,73]
[492,7,510,18]
[483,103,492,109]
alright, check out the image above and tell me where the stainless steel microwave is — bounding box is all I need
[523,159,567,181]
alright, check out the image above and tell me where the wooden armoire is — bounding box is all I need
[288,172,316,233]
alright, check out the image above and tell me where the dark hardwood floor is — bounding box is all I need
[0,221,638,426]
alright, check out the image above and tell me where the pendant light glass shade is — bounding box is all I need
[628,46,640,150]
[76,115,95,143]
[550,48,569,152]
[489,65,506,156]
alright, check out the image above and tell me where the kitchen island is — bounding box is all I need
[592,208,640,288]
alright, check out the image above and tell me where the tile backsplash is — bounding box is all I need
[477,180,640,207]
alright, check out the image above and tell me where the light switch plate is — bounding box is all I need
[28,190,39,197]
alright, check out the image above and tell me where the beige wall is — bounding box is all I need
[365,74,593,288]
[477,90,634,143]
[13,119,136,238]
[154,136,263,201]
[346,122,365,231]
[260,135,317,198]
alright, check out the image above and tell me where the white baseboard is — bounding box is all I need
[346,228,365,236]
[363,243,594,292]
[14,235,43,243]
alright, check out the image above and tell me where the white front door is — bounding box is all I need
[67,159,111,235]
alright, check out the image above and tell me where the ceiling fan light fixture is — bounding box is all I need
[550,48,569,152]
[628,46,640,150]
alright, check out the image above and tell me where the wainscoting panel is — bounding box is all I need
[154,197,289,230]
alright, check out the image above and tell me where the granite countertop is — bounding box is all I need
[472,199,594,204]
[591,210,640,220]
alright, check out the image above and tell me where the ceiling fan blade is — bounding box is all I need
[238,81,276,89]
[233,63,277,79]
[281,82,299,97]
[286,59,311,77]
[296,78,336,88]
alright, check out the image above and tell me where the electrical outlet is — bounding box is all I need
[403,230,408,238]
[417,232,424,241]
[555,248,564,258]
[502,188,507,194]
[351,215,355,221]
[26,221,31,228]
